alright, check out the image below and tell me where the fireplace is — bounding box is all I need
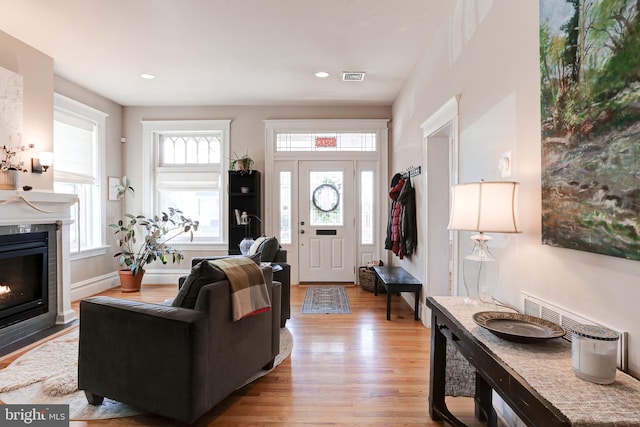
[0,232,48,329]
[0,190,78,355]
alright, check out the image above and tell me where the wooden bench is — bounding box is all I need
[372,266,421,321]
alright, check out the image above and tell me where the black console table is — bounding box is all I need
[426,296,640,427]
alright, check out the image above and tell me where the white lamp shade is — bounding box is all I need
[447,181,521,233]
[39,151,54,167]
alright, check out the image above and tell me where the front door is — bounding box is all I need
[298,160,355,283]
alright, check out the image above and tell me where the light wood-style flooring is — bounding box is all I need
[1,284,484,426]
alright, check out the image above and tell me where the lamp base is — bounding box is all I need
[462,233,499,304]
[239,237,255,255]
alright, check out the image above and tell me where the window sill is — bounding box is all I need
[169,241,228,251]
[70,245,110,261]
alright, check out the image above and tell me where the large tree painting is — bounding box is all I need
[540,0,640,260]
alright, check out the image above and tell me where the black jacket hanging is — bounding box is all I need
[398,175,417,258]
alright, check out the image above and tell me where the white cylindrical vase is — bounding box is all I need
[571,324,619,384]
[0,170,19,190]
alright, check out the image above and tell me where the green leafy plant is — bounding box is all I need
[109,176,199,276]
[229,152,254,173]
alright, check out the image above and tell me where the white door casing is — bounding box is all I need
[421,95,460,326]
[264,119,389,285]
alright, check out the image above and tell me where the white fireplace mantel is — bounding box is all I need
[0,190,78,225]
[0,190,79,325]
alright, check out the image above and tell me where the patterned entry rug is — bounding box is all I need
[302,286,351,314]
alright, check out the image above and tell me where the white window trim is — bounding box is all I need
[54,93,108,258]
[141,120,231,249]
[266,119,384,159]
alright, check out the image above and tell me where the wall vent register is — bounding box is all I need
[521,291,627,372]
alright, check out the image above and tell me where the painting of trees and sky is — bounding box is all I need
[540,0,640,260]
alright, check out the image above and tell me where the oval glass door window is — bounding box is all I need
[312,183,340,212]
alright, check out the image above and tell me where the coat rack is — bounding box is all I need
[402,165,421,178]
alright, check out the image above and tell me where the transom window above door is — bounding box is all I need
[276,132,376,152]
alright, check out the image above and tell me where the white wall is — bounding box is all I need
[123,105,391,270]
[392,0,640,377]
[0,30,53,192]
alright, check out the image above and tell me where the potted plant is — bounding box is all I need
[229,152,254,173]
[0,139,30,190]
[109,176,199,292]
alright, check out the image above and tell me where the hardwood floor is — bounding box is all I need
[1,284,484,426]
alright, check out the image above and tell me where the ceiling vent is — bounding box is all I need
[342,71,366,82]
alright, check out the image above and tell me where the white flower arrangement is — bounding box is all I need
[1,135,30,173]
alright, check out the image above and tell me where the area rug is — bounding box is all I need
[301,286,351,314]
[0,327,293,420]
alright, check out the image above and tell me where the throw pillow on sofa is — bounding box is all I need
[248,252,262,265]
[248,236,267,255]
[173,253,262,308]
[172,261,226,309]
[258,237,280,262]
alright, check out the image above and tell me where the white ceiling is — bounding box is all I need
[0,0,446,106]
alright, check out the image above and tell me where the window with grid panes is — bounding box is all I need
[154,128,226,242]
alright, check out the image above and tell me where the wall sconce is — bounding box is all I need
[31,152,53,174]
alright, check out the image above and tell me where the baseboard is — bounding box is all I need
[298,282,357,287]
[421,303,431,328]
[70,269,190,301]
[399,292,431,328]
[70,272,120,301]
[142,269,190,285]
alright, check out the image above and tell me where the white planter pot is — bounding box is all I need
[0,170,19,190]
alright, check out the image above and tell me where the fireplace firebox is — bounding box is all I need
[0,232,48,329]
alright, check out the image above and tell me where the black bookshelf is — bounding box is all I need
[228,170,261,254]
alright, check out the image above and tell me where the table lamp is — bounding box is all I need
[447,180,521,303]
[238,212,262,255]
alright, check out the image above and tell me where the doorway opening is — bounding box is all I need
[422,96,460,320]
[265,119,389,285]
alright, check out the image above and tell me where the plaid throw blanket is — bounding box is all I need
[209,257,271,321]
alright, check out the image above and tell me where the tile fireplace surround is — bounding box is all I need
[0,190,78,351]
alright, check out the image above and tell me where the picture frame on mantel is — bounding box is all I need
[539,0,640,261]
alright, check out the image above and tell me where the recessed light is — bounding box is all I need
[140,73,155,80]
[315,71,330,78]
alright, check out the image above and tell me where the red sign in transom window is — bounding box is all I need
[315,137,337,147]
